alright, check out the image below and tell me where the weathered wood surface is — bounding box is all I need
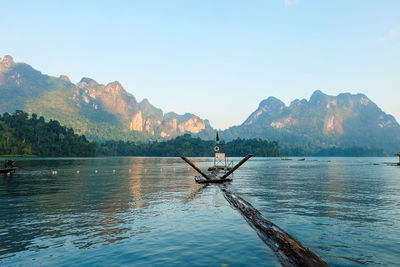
[195,176,232,184]
[219,184,329,267]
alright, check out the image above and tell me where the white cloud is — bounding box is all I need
[284,0,299,7]
[389,29,397,38]
[378,28,398,44]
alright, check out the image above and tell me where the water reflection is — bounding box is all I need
[1,157,279,266]
[0,158,226,259]
[231,157,400,266]
[0,158,201,256]
[2,157,399,266]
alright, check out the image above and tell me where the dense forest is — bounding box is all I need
[0,111,388,157]
[0,111,282,157]
[97,134,282,157]
[0,111,97,156]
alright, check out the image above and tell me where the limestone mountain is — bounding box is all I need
[217,90,400,154]
[0,55,211,141]
[2,55,398,153]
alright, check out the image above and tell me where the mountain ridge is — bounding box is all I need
[1,55,399,154]
[0,55,211,141]
[214,90,400,154]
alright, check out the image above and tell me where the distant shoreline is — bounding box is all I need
[0,154,36,158]
[1,155,395,158]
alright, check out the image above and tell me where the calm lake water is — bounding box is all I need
[0,157,399,266]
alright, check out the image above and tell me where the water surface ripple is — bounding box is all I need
[0,157,278,266]
[1,157,399,266]
[230,157,400,266]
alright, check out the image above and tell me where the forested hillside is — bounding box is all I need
[0,111,387,157]
[0,111,97,156]
[0,55,210,142]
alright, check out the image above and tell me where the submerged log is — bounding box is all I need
[219,185,329,267]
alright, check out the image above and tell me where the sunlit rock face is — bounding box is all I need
[323,115,343,135]
[0,55,211,141]
[0,55,15,71]
[130,111,143,131]
[160,118,177,137]
[77,79,140,119]
[158,114,208,138]
[178,117,205,134]
[74,78,209,136]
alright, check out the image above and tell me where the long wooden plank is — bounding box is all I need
[220,185,329,267]
[181,157,210,179]
[221,154,253,179]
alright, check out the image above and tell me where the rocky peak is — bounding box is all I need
[104,81,124,94]
[258,97,285,111]
[309,90,327,105]
[243,97,285,125]
[0,55,15,71]
[59,75,71,83]
[140,98,151,106]
[78,77,99,88]
[257,97,286,117]
[1,55,14,64]
[139,98,163,119]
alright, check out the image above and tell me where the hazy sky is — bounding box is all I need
[2,0,399,129]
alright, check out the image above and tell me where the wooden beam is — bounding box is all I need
[181,157,210,180]
[221,154,253,179]
[220,185,329,267]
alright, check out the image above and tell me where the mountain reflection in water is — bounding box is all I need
[1,157,399,266]
[1,157,278,266]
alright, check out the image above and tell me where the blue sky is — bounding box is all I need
[1,0,399,129]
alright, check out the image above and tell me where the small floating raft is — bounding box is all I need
[182,154,252,184]
[181,132,253,184]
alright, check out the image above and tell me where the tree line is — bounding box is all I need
[0,111,282,157]
[0,111,387,157]
[96,134,282,157]
[0,111,96,156]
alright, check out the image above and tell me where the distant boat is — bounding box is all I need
[0,167,17,174]
[1,160,31,174]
